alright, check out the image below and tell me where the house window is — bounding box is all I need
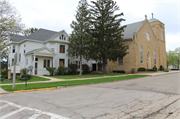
[35,58,38,61]
[105,59,107,65]
[118,58,123,65]
[24,50,26,53]
[24,44,26,47]
[43,59,50,68]
[154,50,156,65]
[19,54,21,62]
[59,34,66,40]
[12,59,14,66]
[12,45,15,53]
[26,59,28,65]
[59,59,65,67]
[9,46,11,53]
[59,45,65,53]
[140,46,143,63]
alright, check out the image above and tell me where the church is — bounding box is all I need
[106,14,167,73]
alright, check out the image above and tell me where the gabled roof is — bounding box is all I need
[25,47,55,55]
[122,20,144,40]
[26,28,58,41]
[10,34,27,42]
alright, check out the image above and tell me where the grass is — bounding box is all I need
[0,76,50,84]
[1,75,150,91]
[48,73,126,79]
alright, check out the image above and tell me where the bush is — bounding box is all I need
[18,77,30,81]
[0,78,5,81]
[153,65,157,71]
[112,70,117,73]
[21,68,29,75]
[159,65,164,71]
[171,69,179,70]
[56,67,69,75]
[131,68,136,74]
[82,64,90,74]
[69,64,78,75]
[116,70,125,73]
[138,67,146,71]
[164,68,169,72]
[21,74,31,79]
[46,67,56,76]
[1,75,8,79]
[147,69,156,71]
[1,69,8,75]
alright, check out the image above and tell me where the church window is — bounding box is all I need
[140,46,143,63]
[146,32,150,41]
[154,50,156,65]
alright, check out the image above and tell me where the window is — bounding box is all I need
[160,30,163,40]
[19,54,21,62]
[24,44,26,47]
[12,59,14,66]
[12,45,15,53]
[26,59,28,65]
[154,50,156,65]
[105,59,107,65]
[118,58,123,65]
[44,59,50,68]
[146,32,150,41]
[35,58,38,61]
[59,45,65,53]
[59,59,65,67]
[140,46,143,63]
[24,50,26,53]
[9,46,11,53]
[59,34,66,40]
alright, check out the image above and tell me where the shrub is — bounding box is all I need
[0,78,5,81]
[1,75,8,79]
[131,68,136,74]
[159,65,164,71]
[153,65,157,71]
[171,69,179,70]
[69,64,78,75]
[1,69,8,75]
[112,70,117,73]
[18,77,30,81]
[116,70,125,73]
[21,68,29,74]
[138,67,146,71]
[21,74,31,79]
[82,64,90,74]
[164,68,169,72]
[147,69,156,71]
[46,67,56,76]
[56,67,69,75]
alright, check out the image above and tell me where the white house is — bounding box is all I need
[7,28,100,75]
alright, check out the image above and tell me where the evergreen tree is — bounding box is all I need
[68,0,93,75]
[89,0,128,74]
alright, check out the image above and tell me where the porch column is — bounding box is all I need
[33,55,36,75]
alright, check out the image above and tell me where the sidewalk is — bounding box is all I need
[0,71,180,94]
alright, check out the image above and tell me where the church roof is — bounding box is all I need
[148,18,159,22]
[122,20,144,40]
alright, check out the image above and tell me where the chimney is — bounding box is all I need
[145,15,147,20]
[152,13,154,18]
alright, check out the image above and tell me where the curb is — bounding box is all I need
[13,87,57,93]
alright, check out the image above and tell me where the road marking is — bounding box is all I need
[0,107,25,119]
[0,104,9,110]
[0,100,70,119]
[28,113,42,119]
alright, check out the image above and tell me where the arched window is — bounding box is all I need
[160,29,163,40]
[59,34,66,40]
[154,50,156,65]
[140,46,143,63]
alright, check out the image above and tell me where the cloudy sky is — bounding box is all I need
[10,0,180,52]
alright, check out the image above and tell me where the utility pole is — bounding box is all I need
[13,53,17,89]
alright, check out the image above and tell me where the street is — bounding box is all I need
[0,73,180,119]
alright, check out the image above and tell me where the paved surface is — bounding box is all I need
[0,72,180,119]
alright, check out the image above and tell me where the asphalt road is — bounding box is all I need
[0,73,180,119]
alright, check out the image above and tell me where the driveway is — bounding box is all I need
[0,73,180,119]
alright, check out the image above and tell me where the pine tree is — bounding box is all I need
[89,0,128,74]
[68,0,93,75]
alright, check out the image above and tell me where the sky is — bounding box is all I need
[10,0,180,52]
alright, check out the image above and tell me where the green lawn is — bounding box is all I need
[49,73,126,79]
[1,75,150,91]
[1,76,50,84]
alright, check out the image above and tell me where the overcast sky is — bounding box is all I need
[10,0,180,52]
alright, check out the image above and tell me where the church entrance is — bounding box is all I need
[147,52,151,69]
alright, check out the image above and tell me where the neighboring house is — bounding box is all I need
[106,15,167,73]
[7,29,70,75]
[168,65,179,69]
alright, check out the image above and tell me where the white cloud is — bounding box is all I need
[166,33,180,51]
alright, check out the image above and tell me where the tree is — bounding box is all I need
[22,27,38,36]
[68,0,93,75]
[89,0,128,74]
[167,48,180,69]
[0,0,25,59]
